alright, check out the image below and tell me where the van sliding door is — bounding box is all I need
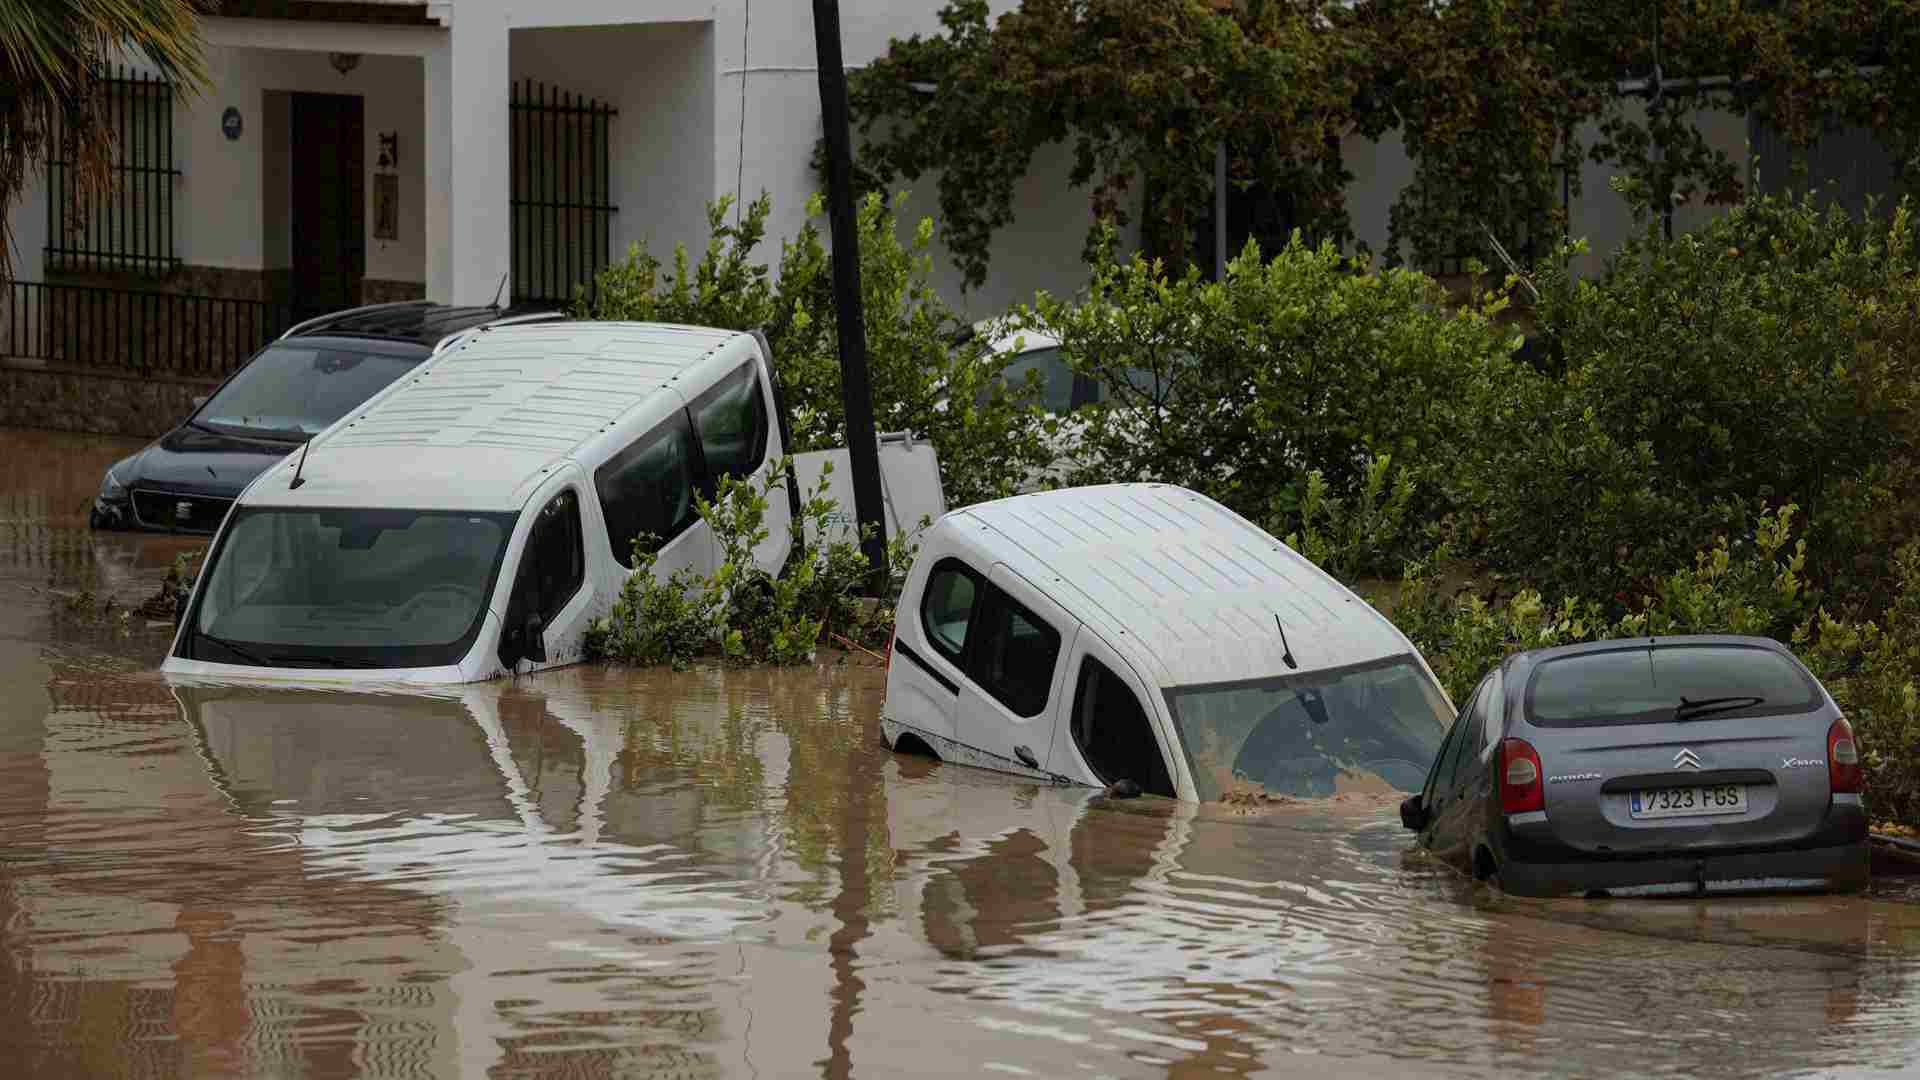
[947,564,1076,775]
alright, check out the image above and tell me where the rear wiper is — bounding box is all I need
[194,631,276,667]
[1675,695,1766,721]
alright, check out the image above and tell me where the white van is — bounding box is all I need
[163,321,943,685]
[881,483,1455,802]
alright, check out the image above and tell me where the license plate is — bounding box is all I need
[1630,784,1747,819]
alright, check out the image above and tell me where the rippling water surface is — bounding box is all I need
[5,428,1920,1078]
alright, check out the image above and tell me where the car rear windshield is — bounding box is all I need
[1525,644,1821,728]
[197,342,423,439]
[181,506,516,670]
[1166,655,1454,802]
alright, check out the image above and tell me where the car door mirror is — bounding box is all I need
[523,612,547,664]
[1399,795,1427,832]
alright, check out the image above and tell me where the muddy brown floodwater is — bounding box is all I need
[8,427,1920,1079]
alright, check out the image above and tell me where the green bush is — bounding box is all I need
[1456,194,1920,605]
[1282,454,1418,582]
[582,461,920,669]
[1024,229,1518,527]
[581,192,1057,508]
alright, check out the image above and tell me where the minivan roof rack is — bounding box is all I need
[278,300,436,342]
[430,310,571,356]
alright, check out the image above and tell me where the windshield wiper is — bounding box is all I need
[194,631,276,667]
[1675,695,1766,722]
[279,653,387,670]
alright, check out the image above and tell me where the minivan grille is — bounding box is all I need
[131,490,233,534]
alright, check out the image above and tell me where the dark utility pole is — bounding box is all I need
[812,0,889,593]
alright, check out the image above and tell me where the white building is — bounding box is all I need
[1,0,1891,372]
[5,0,1114,331]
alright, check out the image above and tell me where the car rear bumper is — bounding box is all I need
[1494,800,1870,898]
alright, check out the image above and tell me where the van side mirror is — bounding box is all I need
[1399,794,1427,832]
[524,613,547,664]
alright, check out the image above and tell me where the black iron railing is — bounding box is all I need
[44,64,180,275]
[2,281,291,377]
[510,80,618,305]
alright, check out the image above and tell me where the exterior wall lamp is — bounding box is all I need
[329,52,362,76]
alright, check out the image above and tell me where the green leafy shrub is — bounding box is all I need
[1281,454,1418,582]
[582,191,1056,508]
[1457,194,1920,605]
[582,461,921,669]
[1026,229,1518,521]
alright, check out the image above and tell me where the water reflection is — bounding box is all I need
[4,422,1920,1076]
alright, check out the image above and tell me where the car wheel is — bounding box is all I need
[1473,846,1500,887]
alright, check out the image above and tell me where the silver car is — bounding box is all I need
[1399,635,1869,897]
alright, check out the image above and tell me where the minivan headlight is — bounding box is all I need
[100,465,130,500]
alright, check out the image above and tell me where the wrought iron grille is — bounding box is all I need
[44,64,180,274]
[510,80,618,305]
[3,280,291,377]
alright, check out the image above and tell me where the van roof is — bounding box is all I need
[241,321,754,512]
[945,484,1410,689]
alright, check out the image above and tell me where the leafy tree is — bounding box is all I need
[0,0,209,279]
[839,0,1920,282]
[836,0,1363,288]
[581,192,1057,508]
[1453,194,1920,606]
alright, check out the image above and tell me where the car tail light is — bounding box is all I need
[1828,717,1863,794]
[885,624,897,669]
[1500,738,1545,814]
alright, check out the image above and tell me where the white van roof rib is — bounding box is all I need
[951,484,1406,688]
[246,322,753,512]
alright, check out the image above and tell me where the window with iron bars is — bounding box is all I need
[510,80,618,305]
[44,64,180,275]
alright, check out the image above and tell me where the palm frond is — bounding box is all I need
[0,0,208,280]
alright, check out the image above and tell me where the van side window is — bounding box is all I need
[920,560,979,662]
[689,362,770,485]
[595,411,701,568]
[1072,657,1175,797]
[970,590,1061,718]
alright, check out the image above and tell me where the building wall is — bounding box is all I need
[712,0,1114,321]
[183,46,426,289]
[508,22,716,282]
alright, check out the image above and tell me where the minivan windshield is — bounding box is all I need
[1526,644,1821,727]
[197,342,424,439]
[183,507,516,669]
[1167,656,1454,801]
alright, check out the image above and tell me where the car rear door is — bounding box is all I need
[1429,678,1491,868]
[1526,643,1840,855]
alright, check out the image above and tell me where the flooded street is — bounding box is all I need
[8,429,1920,1078]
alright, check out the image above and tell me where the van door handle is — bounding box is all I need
[1014,745,1039,770]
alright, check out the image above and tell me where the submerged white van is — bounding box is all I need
[881,483,1455,802]
[164,321,942,685]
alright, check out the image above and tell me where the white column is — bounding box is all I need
[423,38,454,303]
[425,10,511,306]
[451,13,512,305]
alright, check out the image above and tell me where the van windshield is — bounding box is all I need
[181,506,517,670]
[1166,656,1454,801]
